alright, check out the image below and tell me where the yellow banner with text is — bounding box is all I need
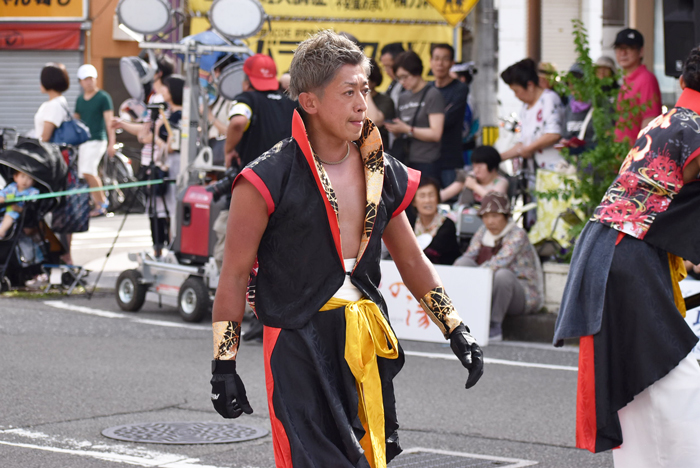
[190,18,459,92]
[189,0,448,23]
[249,20,458,90]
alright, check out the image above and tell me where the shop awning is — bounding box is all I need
[0,22,81,50]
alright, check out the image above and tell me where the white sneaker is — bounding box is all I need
[25,273,49,290]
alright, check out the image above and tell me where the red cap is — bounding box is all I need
[243,54,279,92]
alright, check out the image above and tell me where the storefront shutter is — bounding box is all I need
[0,50,82,136]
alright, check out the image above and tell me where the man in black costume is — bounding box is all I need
[210,30,484,468]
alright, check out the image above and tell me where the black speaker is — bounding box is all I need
[663,0,700,77]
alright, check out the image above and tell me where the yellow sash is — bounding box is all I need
[320,297,399,468]
[668,253,687,318]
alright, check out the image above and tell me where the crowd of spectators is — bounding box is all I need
[9,26,666,336]
[399,27,666,340]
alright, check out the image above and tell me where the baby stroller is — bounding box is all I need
[0,140,68,290]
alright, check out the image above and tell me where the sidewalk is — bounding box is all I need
[71,213,560,342]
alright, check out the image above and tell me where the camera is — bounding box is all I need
[206,166,239,202]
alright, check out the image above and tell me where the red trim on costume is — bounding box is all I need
[292,110,344,263]
[233,168,275,216]
[576,335,597,453]
[683,146,700,172]
[392,167,421,218]
[615,231,625,246]
[675,88,700,115]
[263,326,293,467]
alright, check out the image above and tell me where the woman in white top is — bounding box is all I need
[33,63,78,267]
[34,63,70,142]
[499,58,565,173]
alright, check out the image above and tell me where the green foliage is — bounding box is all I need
[542,20,649,238]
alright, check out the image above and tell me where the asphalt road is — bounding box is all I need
[0,293,612,468]
[0,213,614,467]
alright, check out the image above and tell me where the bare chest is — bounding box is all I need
[323,157,367,258]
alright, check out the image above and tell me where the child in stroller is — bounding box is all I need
[0,139,68,289]
[0,170,40,239]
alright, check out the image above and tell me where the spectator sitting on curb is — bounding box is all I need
[454,192,544,341]
[440,145,508,205]
[410,176,461,265]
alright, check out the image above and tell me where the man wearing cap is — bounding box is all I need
[613,28,662,146]
[74,64,116,217]
[224,53,296,168]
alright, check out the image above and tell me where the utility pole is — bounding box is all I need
[473,0,499,144]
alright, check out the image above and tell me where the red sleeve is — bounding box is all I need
[391,167,421,219]
[233,168,275,216]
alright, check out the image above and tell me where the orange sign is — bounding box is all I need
[0,0,88,22]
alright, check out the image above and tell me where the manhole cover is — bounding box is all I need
[101,422,268,445]
[388,449,534,467]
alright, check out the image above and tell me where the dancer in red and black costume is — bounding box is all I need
[554,48,700,468]
[209,31,484,468]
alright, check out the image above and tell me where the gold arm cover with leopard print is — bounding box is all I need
[419,286,463,339]
[213,321,241,360]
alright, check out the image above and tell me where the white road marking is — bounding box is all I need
[402,447,538,467]
[43,301,575,370]
[70,240,153,249]
[73,229,152,239]
[494,340,579,353]
[44,301,124,319]
[0,429,230,468]
[404,350,578,372]
[43,301,210,331]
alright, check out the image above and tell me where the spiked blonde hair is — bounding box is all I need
[288,30,370,101]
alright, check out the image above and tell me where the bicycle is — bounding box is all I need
[98,143,146,213]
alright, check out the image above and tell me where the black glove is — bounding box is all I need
[210,359,253,418]
[449,323,484,389]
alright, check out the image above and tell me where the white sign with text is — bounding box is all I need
[379,261,492,346]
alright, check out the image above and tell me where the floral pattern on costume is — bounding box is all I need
[592,106,700,239]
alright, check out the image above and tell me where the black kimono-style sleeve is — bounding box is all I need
[383,153,420,219]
